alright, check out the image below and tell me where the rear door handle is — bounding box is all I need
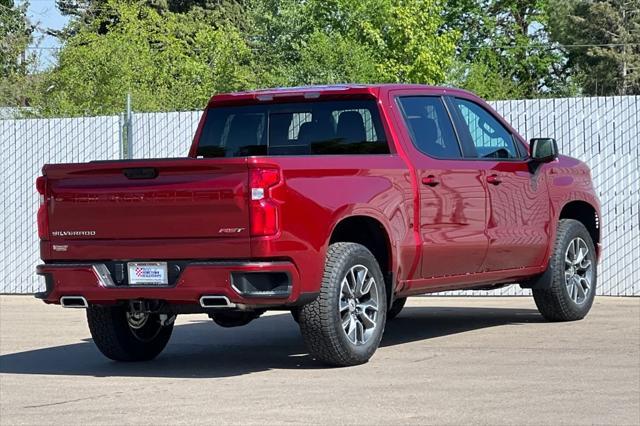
[422,175,440,187]
[487,174,502,185]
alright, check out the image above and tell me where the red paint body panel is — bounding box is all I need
[37,262,301,305]
[45,158,250,242]
[481,161,550,270]
[36,84,601,307]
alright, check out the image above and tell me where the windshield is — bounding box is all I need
[196,100,389,157]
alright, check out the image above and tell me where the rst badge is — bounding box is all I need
[218,227,245,234]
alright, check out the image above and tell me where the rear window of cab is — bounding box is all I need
[196,100,389,157]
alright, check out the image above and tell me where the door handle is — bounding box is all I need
[422,175,440,187]
[487,174,502,185]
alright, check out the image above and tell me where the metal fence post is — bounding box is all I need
[119,112,125,159]
[126,93,133,159]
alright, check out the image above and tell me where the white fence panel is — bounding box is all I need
[0,97,638,295]
[454,97,640,296]
[1,116,120,293]
[131,111,202,159]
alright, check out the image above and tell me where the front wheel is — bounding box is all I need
[533,219,597,321]
[298,242,387,366]
[87,305,174,361]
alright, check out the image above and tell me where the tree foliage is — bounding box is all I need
[33,0,458,115]
[33,0,254,115]
[247,0,458,85]
[446,0,575,99]
[15,0,638,115]
[1,0,35,107]
[548,0,640,95]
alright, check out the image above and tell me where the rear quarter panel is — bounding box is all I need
[249,155,415,295]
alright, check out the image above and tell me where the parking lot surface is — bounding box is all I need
[1,295,638,425]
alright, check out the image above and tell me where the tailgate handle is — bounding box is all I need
[123,168,158,180]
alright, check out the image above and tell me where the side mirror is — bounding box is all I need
[530,138,558,163]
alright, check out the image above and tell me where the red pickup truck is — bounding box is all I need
[35,84,601,366]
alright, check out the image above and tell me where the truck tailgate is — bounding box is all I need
[43,158,249,242]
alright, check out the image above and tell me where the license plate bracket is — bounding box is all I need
[127,262,169,286]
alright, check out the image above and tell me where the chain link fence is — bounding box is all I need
[1,96,638,295]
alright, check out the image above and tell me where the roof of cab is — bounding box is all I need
[207,84,475,106]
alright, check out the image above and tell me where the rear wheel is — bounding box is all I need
[533,219,597,321]
[87,305,174,361]
[298,242,387,366]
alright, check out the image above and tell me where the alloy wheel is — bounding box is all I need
[564,237,594,305]
[339,265,380,345]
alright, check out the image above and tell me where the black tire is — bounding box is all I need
[298,242,387,367]
[86,305,173,362]
[533,219,597,322]
[387,297,407,321]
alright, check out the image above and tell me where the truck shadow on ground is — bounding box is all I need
[0,306,544,379]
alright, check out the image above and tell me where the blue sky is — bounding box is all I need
[22,0,70,68]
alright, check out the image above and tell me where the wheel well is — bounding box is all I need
[559,201,600,245]
[330,216,393,301]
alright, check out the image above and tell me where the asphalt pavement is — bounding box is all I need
[1,295,638,425]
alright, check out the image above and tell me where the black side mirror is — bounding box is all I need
[530,138,558,163]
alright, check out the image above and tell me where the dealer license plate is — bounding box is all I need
[128,262,169,285]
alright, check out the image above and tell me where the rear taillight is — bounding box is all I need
[36,176,49,239]
[249,167,281,237]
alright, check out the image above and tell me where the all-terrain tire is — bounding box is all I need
[298,242,387,367]
[87,305,173,362]
[533,219,597,322]
[387,297,407,321]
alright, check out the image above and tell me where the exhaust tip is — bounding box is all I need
[60,296,88,308]
[199,295,235,308]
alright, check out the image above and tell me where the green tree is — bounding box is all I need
[549,0,640,95]
[252,0,458,86]
[293,31,380,85]
[0,0,35,107]
[33,0,255,116]
[52,0,250,38]
[445,0,573,99]
[449,51,525,100]
[36,0,460,115]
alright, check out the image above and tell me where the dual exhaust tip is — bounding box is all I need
[60,296,88,308]
[60,295,234,309]
[199,295,236,308]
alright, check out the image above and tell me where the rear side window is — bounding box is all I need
[397,96,461,159]
[197,100,389,157]
[452,98,520,159]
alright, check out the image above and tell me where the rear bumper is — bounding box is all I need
[35,261,314,308]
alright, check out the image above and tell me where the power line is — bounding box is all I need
[467,43,640,49]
